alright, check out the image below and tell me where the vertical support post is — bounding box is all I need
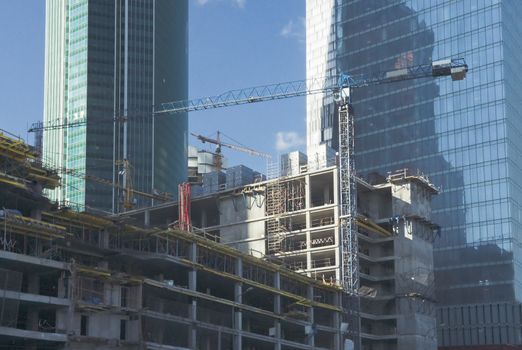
[274,271,282,350]
[67,264,76,337]
[307,285,315,347]
[189,299,197,348]
[27,274,40,331]
[188,241,197,347]
[144,209,150,227]
[234,257,243,350]
[305,174,312,274]
[333,291,342,350]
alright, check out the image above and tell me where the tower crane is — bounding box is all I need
[30,58,468,294]
[192,130,271,171]
[156,58,468,294]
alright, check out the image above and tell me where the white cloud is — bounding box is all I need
[275,131,305,152]
[233,0,246,8]
[280,17,305,42]
[195,0,209,5]
[280,20,294,37]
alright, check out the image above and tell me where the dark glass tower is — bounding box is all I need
[308,0,522,348]
[43,0,188,213]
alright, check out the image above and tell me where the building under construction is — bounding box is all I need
[0,130,347,349]
[122,152,441,350]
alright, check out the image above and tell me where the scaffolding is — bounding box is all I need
[265,161,286,254]
[284,179,305,212]
[0,129,59,190]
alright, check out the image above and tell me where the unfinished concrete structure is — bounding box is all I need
[124,161,440,350]
[0,130,345,350]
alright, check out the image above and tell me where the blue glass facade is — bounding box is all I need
[327,0,522,347]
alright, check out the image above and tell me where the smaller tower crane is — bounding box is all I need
[191,130,271,171]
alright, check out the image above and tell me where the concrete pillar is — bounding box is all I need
[101,229,109,249]
[334,308,341,350]
[274,271,282,350]
[58,272,67,298]
[305,174,311,210]
[27,274,40,331]
[307,285,315,347]
[201,208,207,228]
[233,299,242,349]
[305,174,312,275]
[234,258,243,350]
[188,241,198,348]
[189,242,197,291]
[189,299,197,348]
[144,209,150,227]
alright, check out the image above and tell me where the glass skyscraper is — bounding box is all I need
[307,0,522,348]
[43,0,188,213]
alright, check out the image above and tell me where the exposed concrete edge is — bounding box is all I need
[145,341,191,349]
[0,326,67,342]
[0,250,69,270]
[0,288,70,307]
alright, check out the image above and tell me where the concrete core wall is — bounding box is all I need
[218,193,266,255]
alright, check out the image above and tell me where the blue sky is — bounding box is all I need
[0,0,306,174]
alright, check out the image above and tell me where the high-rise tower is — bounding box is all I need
[307,0,521,348]
[43,0,188,213]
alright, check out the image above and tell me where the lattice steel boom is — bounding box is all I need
[154,58,467,115]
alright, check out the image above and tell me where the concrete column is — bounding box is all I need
[305,174,311,210]
[188,299,197,348]
[307,285,315,347]
[144,209,150,227]
[305,174,312,275]
[58,272,67,298]
[274,271,282,350]
[27,274,40,331]
[233,313,242,348]
[188,241,198,347]
[189,242,197,291]
[334,307,342,350]
[101,229,109,249]
[201,208,207,228]
[234,258,243,350]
